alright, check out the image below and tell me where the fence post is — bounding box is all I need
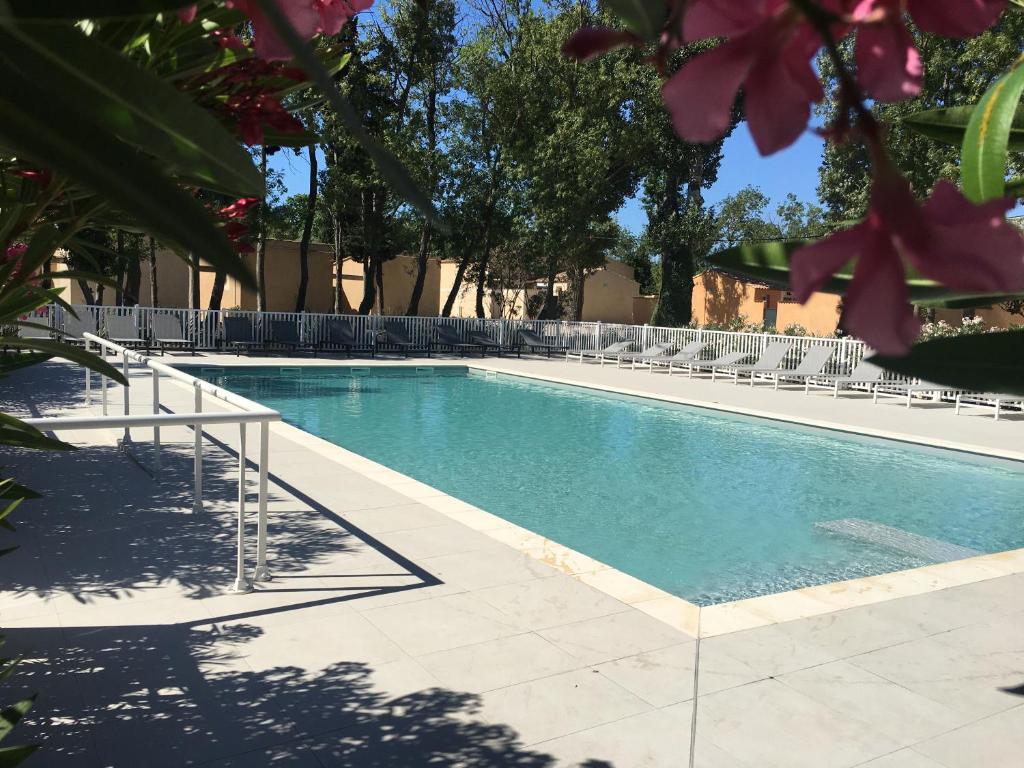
[595,320,602,349]
[232,423,253,593]
[254,420,271,582]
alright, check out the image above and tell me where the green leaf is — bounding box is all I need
[0,25,263,197]
[0,745,38,768]
[870,332,1024,396]
[2,0,194,19]
[706,239,1024,305]
[0,64,254,288]
[904,105,1024,152]
[961,56,1024,203]
[0,414,72,451]
[251,0,446,231]
[0,338,128,384]
[604,0,664,40]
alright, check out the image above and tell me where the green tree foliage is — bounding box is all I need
[817,13,1024,222]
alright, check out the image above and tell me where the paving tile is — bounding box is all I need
[478,667,652,746]
[777,660,967,746]
[336,502,453,534]
[475,575,629,632]
[855,749,948,768]
[362,592,523,656]
[535,703,741,768]
[593,642,697,707]
[420,546,555,591]
[417,632,582,693]
[775,603,928,660]
[850,636,1021,720]
[699,623,836,680]
[376,521,506,560]
[914,705,1024,768]
[536,610,693,666]
[200,742,324,767]
[697,678,901,768]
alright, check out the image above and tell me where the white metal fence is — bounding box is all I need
[42,304,873,375]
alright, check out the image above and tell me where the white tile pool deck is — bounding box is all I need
[0,352,1022,767]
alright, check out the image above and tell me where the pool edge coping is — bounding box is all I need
[176,359,1024,639]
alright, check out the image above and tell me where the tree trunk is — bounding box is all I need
[332,207,350,314]
[442,251,472,317]
[473,161,500,318]
[407,73,439,316]
[208,269,226,310]
[571,265,585,321]
[374,254,385,315]
[538,251,560,320]
[124,246,141,306]
[256,145,268,312]
[296,144,318,312]
[148,237,159,307]
[114,229,125,306]
[358,256,376,314]
[357,190,376,315]
[77,279,96,306]
[188,253,200,310]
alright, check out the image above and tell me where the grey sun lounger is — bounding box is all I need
[955,391,1024,421]
[267,320,317,357]
[807,358,886,398]
[518,329,569,357]
[719,341,793,384]
[685,350,756,380]
[567,339,634,365]
[467,330,516,357]
[151,314,195,356]
[756,345,835,390]
[874,379,963,408]
[627,341,705,372]
[322,318,375,357]
[104,314,149,351]
[614,341,675,368]
[223,316,262,356]
[380,320,431,357]
[434,325,485,357]
[60,312,98,346]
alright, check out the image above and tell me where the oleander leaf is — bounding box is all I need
[904,106,1024,151]
[961,56,1024,203]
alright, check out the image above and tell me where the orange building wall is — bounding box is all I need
[691,272,767,327]
[775,292,841,335]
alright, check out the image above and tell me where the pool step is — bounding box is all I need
[348,367,371,376]
[815,518,982,563]
[200,367,225,376]
[279,367,302,375]
[415,366,434,374]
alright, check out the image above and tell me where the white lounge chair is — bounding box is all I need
[808,358,886,398]
[954,392,1024,420]
[629,341,706,372]
[103,314,148,350]
[873,379,962,408]
[566,339,635,365]
[721,341,794,384]
[151,314,196,356]
[757,345,835,390]
[613,341,675,368]
[61,312,98,345]
[685,350,755,379]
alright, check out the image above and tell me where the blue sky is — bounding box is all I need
[270,122,827,234]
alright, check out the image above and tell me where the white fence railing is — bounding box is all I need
[40,304,873,376]
[22,330,281,593]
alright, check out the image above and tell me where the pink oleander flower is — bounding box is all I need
[229,0,373,62]
[5,244,28,261]
[178,5,198,23]
[790,175,1024,355]
[663,0,845,156]
[853,0,1007,101]
[561,26,641,61]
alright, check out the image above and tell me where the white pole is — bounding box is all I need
[121,351,130,444]
[84,338,92,405]
[232,423,252,593]
[193,384,203,513]
[151,369,161,476]
[254,420,271,582]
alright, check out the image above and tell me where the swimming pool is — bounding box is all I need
[188,365,1024,605]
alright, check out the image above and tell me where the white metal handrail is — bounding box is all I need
[22,332,281,594]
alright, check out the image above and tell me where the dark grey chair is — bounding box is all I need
[518,328,568,357]
[222,316,261,356]
[322,318,375,358]
[380,320,430,358]
[434,325,485,357]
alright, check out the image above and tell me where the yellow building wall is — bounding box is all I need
[775,292,841,335]
[579,269,639,323]
[691,272,767,327]
[633,296,656,325]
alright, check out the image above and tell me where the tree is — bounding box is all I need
[817,14,1024,222]
[714,187,826,247]
[639,44,738,328]
[296,144,319,311]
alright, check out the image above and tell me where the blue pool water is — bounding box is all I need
[188,365,1024,605]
